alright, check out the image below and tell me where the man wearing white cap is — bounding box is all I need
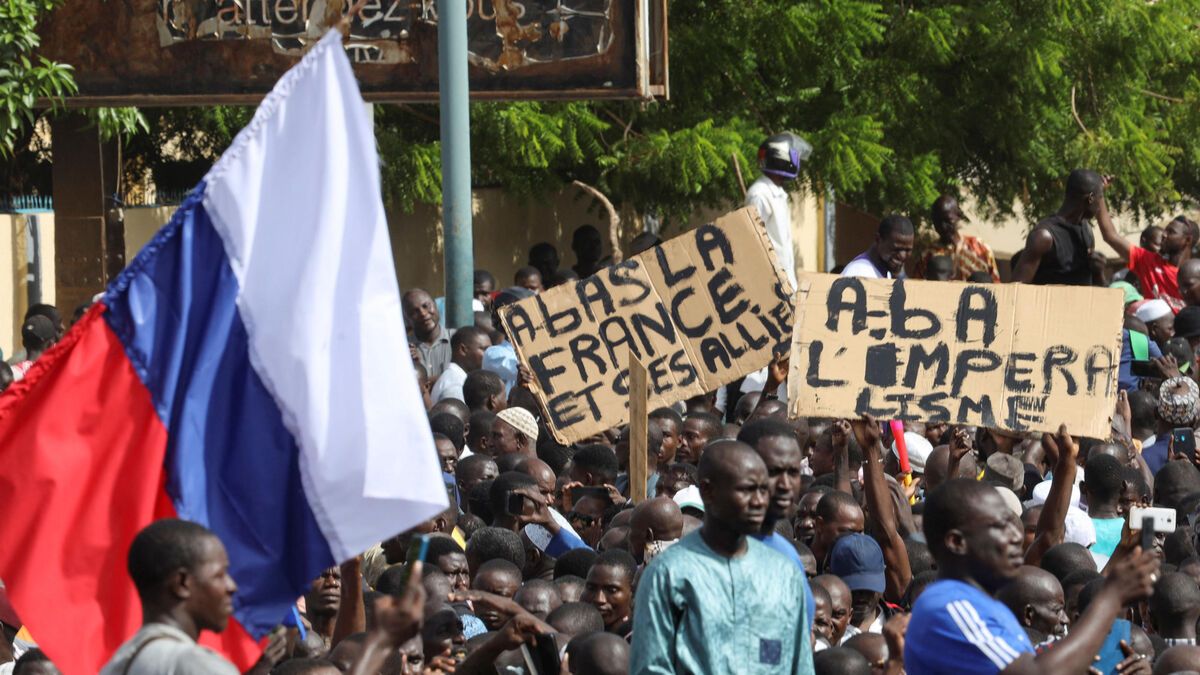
[492,407,538,457]
[1133,298,1175,348]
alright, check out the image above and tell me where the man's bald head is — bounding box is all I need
[844,633,888,670]
[567,631,629,675]
[813,647,872,675]
[745,398,787,425]
[1066,169,1103,199]
[517,457,556,492]
[630,497,683,538]
[1153,645,1200,675]
[996,566,1067,638]
[697,440,768,536]
[1178,259,1200,307]
[697,439,764,483]
[629,497,684,563]
[1041,543,1097,582]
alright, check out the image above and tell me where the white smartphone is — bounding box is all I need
[1129,506,1176,534]
[1130,506,1176,551]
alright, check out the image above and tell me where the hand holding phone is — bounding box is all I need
[569,486,611,504]
[1172,427,1196,460]
[395,534,429,594]
[1130,506,1175,553]
[519,632,561,675]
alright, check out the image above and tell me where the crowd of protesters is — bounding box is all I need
[4,141,1200,675]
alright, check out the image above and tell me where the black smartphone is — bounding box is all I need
[1131,360,1159,378]
[506,491,527,516]
[1173,427,1196,457]
[519,633,561,675]
[570,486,611,504]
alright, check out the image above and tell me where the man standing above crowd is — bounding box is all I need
[1098,210,1195,311]
[915,196,1000,282]
[745,132,811,288]
[1013,170,1105,286]
[403,289,454,379]
[841,216,915,279]
[633,441,813,673]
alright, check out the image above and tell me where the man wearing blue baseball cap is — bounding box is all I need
[829,533,889,643]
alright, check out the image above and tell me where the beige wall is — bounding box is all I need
[0,213,56,358]
[344,185,823,296]
[121,186,828,299]
[125,207,176,262]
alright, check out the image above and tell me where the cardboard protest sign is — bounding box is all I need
[787,273,1123,438]
[501,208,795,444]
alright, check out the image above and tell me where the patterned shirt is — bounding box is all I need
[915,235,1001,282]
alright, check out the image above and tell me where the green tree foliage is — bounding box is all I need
[0,0,147,192]
[0,0,75,158]
[12,0,1200,225]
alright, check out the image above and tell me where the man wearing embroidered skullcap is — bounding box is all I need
[492,407,539,457]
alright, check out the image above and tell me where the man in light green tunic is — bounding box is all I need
[632,440,815,674]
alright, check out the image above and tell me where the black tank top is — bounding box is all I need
[1031,215,1095,286]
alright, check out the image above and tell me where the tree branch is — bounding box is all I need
[732,152,747,198]
[572,180,623,263]
[1071,86,1093,139]
[1125,84,1184,104]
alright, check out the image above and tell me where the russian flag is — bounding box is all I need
[0,30,447,674]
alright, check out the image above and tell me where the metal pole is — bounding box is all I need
[437,0,474,329]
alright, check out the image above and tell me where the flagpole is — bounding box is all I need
[437,0,475,329]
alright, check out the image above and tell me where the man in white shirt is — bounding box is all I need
[744,133,811,400]
[431,326,491,404]
[841,215,916,279]
[745,132,812,289]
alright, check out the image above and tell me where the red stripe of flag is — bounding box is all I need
[0,305,259,674]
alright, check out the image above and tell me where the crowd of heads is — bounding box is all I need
[8,186,1200,674]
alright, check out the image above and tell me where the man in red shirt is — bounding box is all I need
[1098,201,1196,312]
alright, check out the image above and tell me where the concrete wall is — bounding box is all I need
[0,213,56,359]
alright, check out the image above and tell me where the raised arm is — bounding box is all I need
[331,557,366,648]
[830,419,854,496]
[348,563,425,675]
[852,415,912,604]
[1024,425,1078,567]
[1095,191,1131,262]
[1011,228,1055,284]
[749,354,788,419]
[945,428,973,483]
